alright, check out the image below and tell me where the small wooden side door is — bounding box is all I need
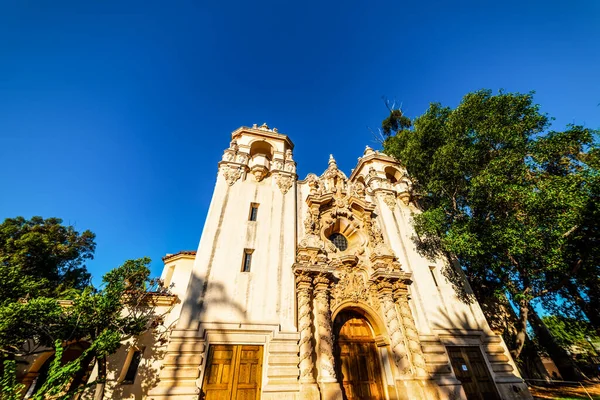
[202,344,263,400]
[447,346,500,400]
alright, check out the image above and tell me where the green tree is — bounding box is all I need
[0,217,168,399]
[30,258,169,400]
[542,315,599,355]
[0,216,95,303]
[381,90,599,368]
[0,217,96,360]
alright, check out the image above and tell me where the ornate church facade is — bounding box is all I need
[141,124,531,400]
[19,124,532,400]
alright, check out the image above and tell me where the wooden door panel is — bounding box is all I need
[448,346,499,400]
[202,344,263,400]
[334,312,384,400]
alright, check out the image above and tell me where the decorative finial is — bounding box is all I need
[260,122,269,130]
[329,154,337,166]
[364,145,375,156]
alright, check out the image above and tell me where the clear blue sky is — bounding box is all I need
[1,0,599,284]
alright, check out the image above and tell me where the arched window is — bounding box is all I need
[328,233,348,251]
[384,166,402,183]
[249,140,274,161]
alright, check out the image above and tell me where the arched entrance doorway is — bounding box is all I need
[333,310,385,400]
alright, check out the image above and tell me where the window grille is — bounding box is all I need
[328,233,348,251]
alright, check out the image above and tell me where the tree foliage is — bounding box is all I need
[542,315,599,354]
[382,90,600,360]
[0,216,95,303]
[0,217,169,399]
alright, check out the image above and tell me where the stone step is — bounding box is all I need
[148,384,199,396]
[487,353,510,363]
[159,366,200,379]
[164,353,203,366]
[492,363,514,373]
[272,331,300,341]
[268,354,299,365]
[267,365,299,379]
[269,342,299,353]
[484,344,505,354]
[166,341,205,353]
[423,353,449,364]
[155,377,198,386]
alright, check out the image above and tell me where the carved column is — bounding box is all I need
[296,272,316,383]
[313,273,343,400]
[393,283,428,377]
[313,273,337,383]
[376,279,411,375]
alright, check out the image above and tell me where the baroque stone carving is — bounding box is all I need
[275,174,294,194]
[352,181,366,198]
[376,281,411,374]
[331,269,368,307]
[272,159,284,171]
[284,161,296,173]
[381,192,396,210]
[313,275,337,382]
[222,165,242,186]
[394,284,428,377]
[235,153,249,165]
[296,272,316,382]
[251,167,268,182]
[304,207,320,235]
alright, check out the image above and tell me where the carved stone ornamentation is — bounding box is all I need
[352,181,366,198]
[235,152,249,165]
[365,216,384,248]
[251,166,268,182]
[331,269,368,308]
[313,274,337,382]
[272,159,284,171]
[222,150,235,162]
[275,174,294,194]
[304,207,320,235]
[381,192,396,210]
[376,280,411,375]
[296,272,316,382]
[393,284,428,377]
[284,161,296,173]
[222,165,242,186]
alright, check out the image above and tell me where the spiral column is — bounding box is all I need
[376,279,411,375]
[313,273,337,382]
[393,283,428,377]
[296,272,316,383]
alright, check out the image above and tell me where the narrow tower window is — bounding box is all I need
[122,349,143,385]
[242,249,254,272]
[430,266,439,287]
[249,203,259,221]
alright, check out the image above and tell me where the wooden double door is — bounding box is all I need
[334,311,385,400]
[447,346,500,400]
[201,344,263,400]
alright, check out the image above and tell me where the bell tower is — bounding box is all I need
[150,124,301,400]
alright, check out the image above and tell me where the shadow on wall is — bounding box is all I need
[160,273,249,399]
[411,232,476,305]
[431,306,481,332]
[107,328,171,400]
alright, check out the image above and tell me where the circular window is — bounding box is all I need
[328,233,348,251]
